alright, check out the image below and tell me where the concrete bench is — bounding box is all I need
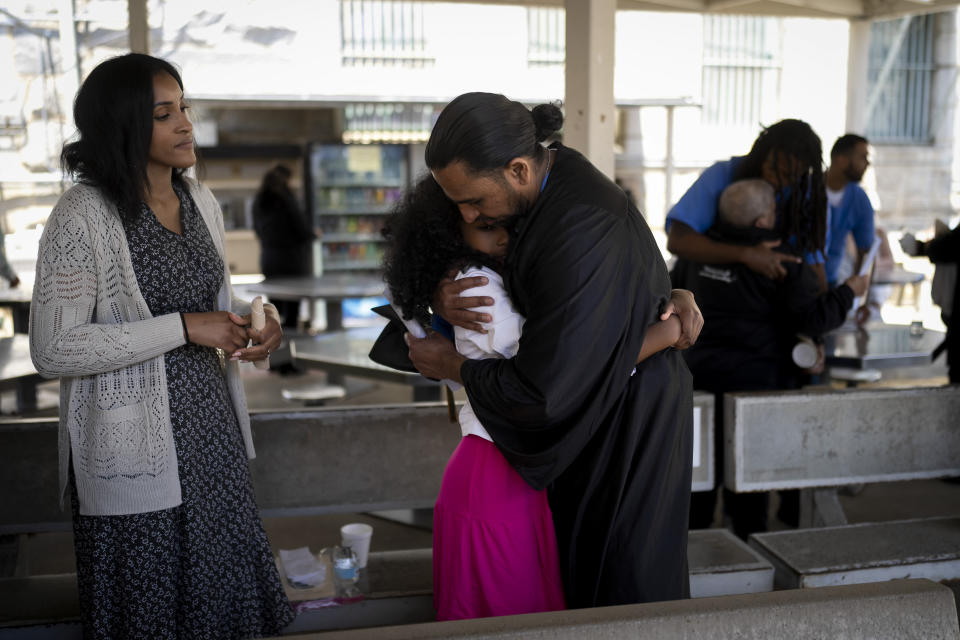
[0,550,437,638]
[688,529,773,597]
[285,579,960,640]
[725,386,960,595]
[749,516,960,590]
[0,395,719,633]
[1,392,716,534]
[0,531,772,635]
[724,385,960,527]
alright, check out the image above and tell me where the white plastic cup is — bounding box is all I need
[340,523,373,569]
[791,337,819,369]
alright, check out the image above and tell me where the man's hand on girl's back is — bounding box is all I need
[432,269,494,333]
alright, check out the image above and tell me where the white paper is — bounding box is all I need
[250,296,269,370]
[858,236,883,277]
[692,407,701,468]
[383,288,426,338]
[850,235,884,311]
[278,547,326,587]
[383,288,462,391]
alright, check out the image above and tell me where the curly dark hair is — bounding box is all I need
[381,174,499,326]
[733,118,826,256]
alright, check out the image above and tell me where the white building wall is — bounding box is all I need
[3,1,958,236]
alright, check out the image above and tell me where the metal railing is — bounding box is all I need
[340,0,434,68]
[527,7,564,68]
[866,14,935,144]
[701,15,782,128]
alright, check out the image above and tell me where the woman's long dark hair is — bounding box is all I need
[381,174,499,326]
[425,92,563,174]
[61,53,192,219]
[733,119,826,255]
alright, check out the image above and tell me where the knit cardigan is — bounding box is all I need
[30,178,266,516]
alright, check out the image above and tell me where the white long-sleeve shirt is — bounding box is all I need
[453,266,525,442]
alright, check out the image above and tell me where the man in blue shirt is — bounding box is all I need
[824,134,875,287]
[666,119,828,291]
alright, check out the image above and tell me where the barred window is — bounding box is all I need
[340,0,433,67]
[865,14,935,144]
[701,15,782,127]
[527,7,564,67]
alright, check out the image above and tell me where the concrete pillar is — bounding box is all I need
[564,0,616,179]
[931,11,958,144]
[128,0,149,54]
[57,0,79,138]
[616,106,647,213]
[845,19,871,135]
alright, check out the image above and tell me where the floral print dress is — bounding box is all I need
[70,181,294,639]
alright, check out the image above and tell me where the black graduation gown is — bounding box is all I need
[461,144,693,608]
[923,225,960,382]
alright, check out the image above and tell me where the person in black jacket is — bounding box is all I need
[252,165,315,329]
[674,178,867,539]
[900,225,960,383]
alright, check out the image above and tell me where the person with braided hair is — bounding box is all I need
[404,92,701,608]
[666,119,829,291]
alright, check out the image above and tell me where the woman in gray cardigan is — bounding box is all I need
[30,54,294,638]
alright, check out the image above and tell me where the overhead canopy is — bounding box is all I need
[436,0,960,19]
[621,0,958,19]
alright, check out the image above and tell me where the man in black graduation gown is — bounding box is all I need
[406,93,698,608]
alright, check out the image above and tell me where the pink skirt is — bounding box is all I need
[433,435,566,621]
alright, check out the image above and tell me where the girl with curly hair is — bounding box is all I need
[382,174,682,620]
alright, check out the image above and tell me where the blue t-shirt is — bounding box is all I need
[824,182,875,286]
[666,156,824,264]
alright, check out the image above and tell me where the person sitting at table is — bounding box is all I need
[900,222,960,383]
[673,178,867,539]
[824,134,876,324]
[666,118,828,292]
[382,174,685,620]
[824,134,875,287]
[29,53,294,638]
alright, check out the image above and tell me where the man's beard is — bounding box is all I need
[489,184,531,234]
[844,165,864,183]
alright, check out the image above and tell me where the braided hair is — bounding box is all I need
[733,119,826,256]
[381,174,500,326]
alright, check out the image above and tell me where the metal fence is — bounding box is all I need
[701,15,782,128]
[866,14,935,144]
[527,7,564,67]
[340,0,433,67]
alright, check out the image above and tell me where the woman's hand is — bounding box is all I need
[432,269,494,333]
[231,309,284,363]
[660,289,704,350]
[184,311,250,352]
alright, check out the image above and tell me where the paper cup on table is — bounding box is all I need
[340,523,373,569]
